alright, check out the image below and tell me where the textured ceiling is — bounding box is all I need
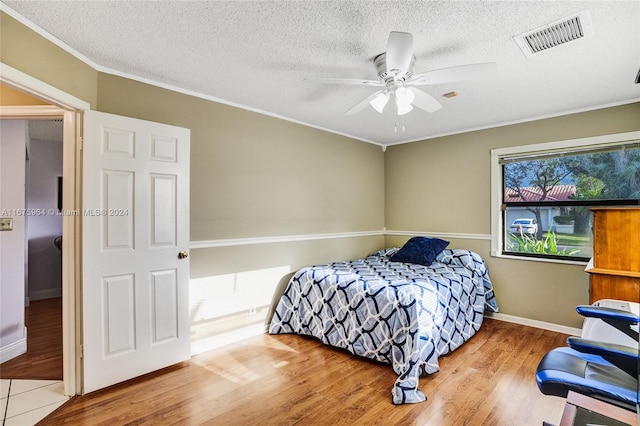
[3,1,639,146]
[29,120,63,143]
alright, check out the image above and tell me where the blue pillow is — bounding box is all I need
[390,237,450,266]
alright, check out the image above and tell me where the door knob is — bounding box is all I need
[178,251,189,259]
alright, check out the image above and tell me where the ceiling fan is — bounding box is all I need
[318,31,497,118]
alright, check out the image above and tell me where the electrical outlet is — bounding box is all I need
[0,218,13,231]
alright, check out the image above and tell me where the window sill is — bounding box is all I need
[491,251,590,266]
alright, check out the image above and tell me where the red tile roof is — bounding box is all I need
[505,184,576,202]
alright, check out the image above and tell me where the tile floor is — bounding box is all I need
[1,379,69,425]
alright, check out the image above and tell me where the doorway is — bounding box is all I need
[0,119,64,380]
[1,64,89,396]
[2,63,192,397]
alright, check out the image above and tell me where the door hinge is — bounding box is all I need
[80,136,84,150]
[79,344,84,359]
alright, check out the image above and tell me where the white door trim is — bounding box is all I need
[0,105,68,118]
[1,62,90,396]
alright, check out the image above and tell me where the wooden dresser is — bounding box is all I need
[585,207,640,304]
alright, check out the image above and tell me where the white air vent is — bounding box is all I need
[514,10,594,57]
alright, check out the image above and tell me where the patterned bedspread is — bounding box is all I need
[268,248,499,404]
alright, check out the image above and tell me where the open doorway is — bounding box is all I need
[0,66,89,396]
[2,63,192,397]
[0,119,64,380]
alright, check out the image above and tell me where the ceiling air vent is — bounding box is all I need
[514,10,594,57]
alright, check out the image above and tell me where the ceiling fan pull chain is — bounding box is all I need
[394,104,398,132]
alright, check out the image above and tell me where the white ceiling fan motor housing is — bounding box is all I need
[374,52,415,83]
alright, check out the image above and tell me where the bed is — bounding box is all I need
[268,238,499,404]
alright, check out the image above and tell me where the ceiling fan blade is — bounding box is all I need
[345,90,386,116]
[408,62,497,85]
[386,31,414,75]
[308,77,384,87]
[407,87,442,113]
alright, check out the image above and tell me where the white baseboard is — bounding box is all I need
[190,323,266,356]
[0,328,27,363]
[487,312,582,336]
[191,314,581,357]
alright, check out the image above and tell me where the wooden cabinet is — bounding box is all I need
[585,207,640,304]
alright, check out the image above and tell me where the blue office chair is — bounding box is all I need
[535,303,639,412]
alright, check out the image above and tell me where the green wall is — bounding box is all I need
[94,74,385,344]
[385,103,640,327]
[1,11,385,347]
[1,13,98,107]
[95,74,384,241]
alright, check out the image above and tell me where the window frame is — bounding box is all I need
[490,130,640,264]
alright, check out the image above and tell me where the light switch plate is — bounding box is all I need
[0,218,13,231]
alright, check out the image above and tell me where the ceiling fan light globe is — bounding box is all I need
[395,87,415,106]
[396,103,413,115]
[369,92,390,113]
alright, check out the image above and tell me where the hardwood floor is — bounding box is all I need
[0,297,63,380]
[42,318,570,425]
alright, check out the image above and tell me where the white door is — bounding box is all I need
[82,110,190,393]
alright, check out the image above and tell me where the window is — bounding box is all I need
[491,131,640,263]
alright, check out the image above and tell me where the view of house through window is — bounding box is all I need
[502,141,640,261]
